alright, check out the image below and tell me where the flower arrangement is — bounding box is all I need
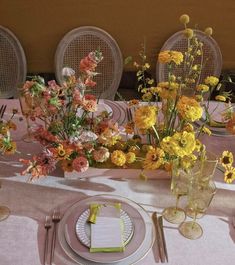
[124,14,235,182]
[19,15,235,184]
[0,109,17,155]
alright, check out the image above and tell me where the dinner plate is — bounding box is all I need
[58,194,155,265]
[195,102,235,137]
[75,208,134,248]
[103,100,127,125]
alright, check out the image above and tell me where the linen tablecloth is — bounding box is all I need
[0,99,235,265]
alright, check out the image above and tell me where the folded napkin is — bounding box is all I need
[88,203,124,253]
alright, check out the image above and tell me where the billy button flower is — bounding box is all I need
[179,14,190,25]
[220,151,233,168]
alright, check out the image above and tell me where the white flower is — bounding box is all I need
[62,67,75,77]
[78,131,98,142]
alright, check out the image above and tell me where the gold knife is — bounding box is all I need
[152,212,165,263]
[158,215,169,262]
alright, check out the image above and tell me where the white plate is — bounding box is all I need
[75,208,134,248]
[58,194,155,265]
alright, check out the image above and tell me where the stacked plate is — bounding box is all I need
[58,194,155,265]
[195,102,234,137]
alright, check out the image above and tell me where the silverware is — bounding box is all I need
[152,212,165,263]
[0,104,7,119]
[158,216,168,262]
[50,209,61,265]
[43,216,52,265]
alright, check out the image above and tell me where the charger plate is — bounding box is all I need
[75,208,134,247]
[58,194,155,265]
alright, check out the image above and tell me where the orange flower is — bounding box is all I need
[61,159,74,172]
[226,114,235,135]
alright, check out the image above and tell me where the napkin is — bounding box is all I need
[88,203,125,253]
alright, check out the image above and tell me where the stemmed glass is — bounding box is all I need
[162,159,191,224]
[19,96,36,143]
[0,180,10,221]
[179,180,216,240]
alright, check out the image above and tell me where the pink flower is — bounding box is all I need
[82,99,97,112]
[85,78,96,87]
[72,156,89,172]
[93,147,110,162]
[79,56,97,73]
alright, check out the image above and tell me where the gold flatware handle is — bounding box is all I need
[152,212,165,263]
[158,216,168,262]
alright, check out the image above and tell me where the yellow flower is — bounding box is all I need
[180,154,197,169]
[158,51,184,65]
[179,14,190,24]
[171,131,196,157]
[124,122,134,134]
[134,106,157,130]
[128,99,140,106]
[224,167,235,184]
[182,123,194,132]
[111,150,126,166]
[202,126,212,136]
[143,148,165,170]
[215,95,226,102]
[204,76,219,86]
[142,92,153,101]
[194,139,202,152]
[177,96,203,122]
[142,144,154,152]
[160,136,178,156]
[128,145,140,155]
[196,84,209,93]
[220,151,233,168]
[184,28,194,39]
[204,27,213,36]
[126,152,136,164]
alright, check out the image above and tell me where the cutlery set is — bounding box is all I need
[0,104,7,119]
[152,212,168,263]
[44,209,61,265]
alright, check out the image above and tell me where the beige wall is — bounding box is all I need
[0,0,234,73]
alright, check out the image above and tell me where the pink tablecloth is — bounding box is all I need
[0,99,235,265]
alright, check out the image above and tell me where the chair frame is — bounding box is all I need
[0,26,27,98]
[156,29,222,84]
[54,26,123,100]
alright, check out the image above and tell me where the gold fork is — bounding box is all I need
[50,209,61,265]
[43,216,52,265]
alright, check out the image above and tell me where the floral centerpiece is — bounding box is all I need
[124,14,235,182]
[0,109,17,155]
[19,15,235,184]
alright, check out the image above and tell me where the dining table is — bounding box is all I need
[0,98,235,265]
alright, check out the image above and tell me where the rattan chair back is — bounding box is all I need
[55,26,123,100]
[156,30,222,85]
[0,26,27,98]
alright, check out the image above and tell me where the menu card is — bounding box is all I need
[89,204,125,253]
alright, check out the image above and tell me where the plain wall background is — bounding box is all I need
[0,0,234,73]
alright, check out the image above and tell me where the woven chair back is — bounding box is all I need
[156,30,222,87]
[55,26,123,100]
[0,26,27,98]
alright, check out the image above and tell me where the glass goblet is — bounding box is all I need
[0,180,10,221]
[162,159,191,224]
[179,181,216,240]
[19,96,36,143]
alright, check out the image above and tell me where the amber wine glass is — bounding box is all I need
[162,159,191,224]
[0,180,10,221]
[179,181,216,240]
[19,96,36,143]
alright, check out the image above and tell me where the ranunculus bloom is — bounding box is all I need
[72,156,89,172]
